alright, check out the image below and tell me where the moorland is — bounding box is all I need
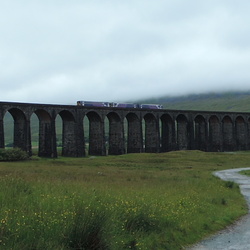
[0,150,249,249]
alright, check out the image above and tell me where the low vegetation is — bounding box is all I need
[240,169,250,177]
[0,148,29,161]
[0,150,249,249]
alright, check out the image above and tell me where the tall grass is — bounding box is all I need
[0,151,249,249]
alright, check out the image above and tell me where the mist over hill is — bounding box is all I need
[138,91,250,112]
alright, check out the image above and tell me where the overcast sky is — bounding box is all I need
[1,1,250,105]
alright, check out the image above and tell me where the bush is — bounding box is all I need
[225,181,235,189]
[64,201,109,250]
[0,148,29,161]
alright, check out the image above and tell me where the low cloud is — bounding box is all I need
[1,1,250,104]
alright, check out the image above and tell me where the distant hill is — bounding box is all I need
[3,91,250,147]
[138,91,250,112]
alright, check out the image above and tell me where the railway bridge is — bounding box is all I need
[0,101,249,157]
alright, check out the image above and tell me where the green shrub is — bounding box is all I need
[224,181,235,189]
[0,148,29,161]
[124,210,160,233]
[64,201,109,250]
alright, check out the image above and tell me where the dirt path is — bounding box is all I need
[188,167,250,250]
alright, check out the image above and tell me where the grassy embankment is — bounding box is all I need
[0,150,249,249]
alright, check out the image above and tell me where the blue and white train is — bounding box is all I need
[77,101,163,109]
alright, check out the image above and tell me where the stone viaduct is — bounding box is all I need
[0,101,249,158]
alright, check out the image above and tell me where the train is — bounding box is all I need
[77,101,163,109]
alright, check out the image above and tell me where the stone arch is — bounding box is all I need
[107,112,125,155]
[208,115,221,151]
[87,111,106,156]
[35,109,52,122]
[235,116,247,150]
[7,108,31,154]
[126,113,142,153]
[143,113,160,153]
[58,110,78,157]
[222,115,234,151]
[160,114,174,152]
[194,115,207,151]
[176,114,189,150]
[34,109,56,157]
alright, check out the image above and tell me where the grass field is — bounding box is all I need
[0,150,249,249]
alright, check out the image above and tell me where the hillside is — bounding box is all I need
[3,91,250,146]
[139,91,250,112]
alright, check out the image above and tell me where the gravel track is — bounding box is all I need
[188,167,250,250]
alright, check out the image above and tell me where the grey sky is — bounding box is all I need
[1,1,250,104]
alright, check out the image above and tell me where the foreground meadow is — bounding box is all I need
[0,150,249,249]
